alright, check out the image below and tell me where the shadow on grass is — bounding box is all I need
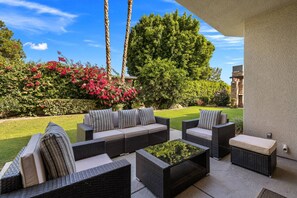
[0,136,31,170]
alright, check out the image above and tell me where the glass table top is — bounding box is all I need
[144,139,204,165]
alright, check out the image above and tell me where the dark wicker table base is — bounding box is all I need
[136,141,210,198]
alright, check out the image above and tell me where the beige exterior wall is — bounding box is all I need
[244,2,297,160]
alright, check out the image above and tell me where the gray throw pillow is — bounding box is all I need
[198,110,221,130]
[118,109,137,129]
[40,122,76,180]
[89,109,114,132]
[138,107,156,125]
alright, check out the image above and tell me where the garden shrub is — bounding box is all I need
[233,117,243,134]
[0,95,21,118]
[0,53,138,117]
[137,58,187,109]
[38,99,98,116]
[182,80,229,106]
[212,89,230,106]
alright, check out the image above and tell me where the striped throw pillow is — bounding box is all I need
[138,108,156,125]
[198,110,221,130]
[118,109,137,129]
[40,122,76,180]
[89,109,114,132]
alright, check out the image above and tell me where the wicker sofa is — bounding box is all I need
[77,110,170,157]
[182,113,235,159]
[0,138,131,198]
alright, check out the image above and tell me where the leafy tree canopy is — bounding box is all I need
[0,20,25,65]
[137,58,187,109]
[127,11,215,80]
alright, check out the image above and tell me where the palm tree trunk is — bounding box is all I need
[104,0,112,80]
[121,0,133,83]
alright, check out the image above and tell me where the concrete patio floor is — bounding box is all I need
[114,129,297,198]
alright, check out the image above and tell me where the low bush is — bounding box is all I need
[0,95,21,118]
[212,89,230,106]
[38,99,98,116]
[233,117,243,134]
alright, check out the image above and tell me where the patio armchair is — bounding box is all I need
[182,112,235,159]
[0,138,131,198]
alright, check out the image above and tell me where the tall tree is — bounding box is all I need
[127,11,215,80]
[104,0,112,80]
[121,0,133,83]
[208,67,222,82]
[0,20,25,65]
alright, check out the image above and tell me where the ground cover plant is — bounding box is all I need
[0,106,243,169]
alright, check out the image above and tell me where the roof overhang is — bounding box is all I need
[176,0,295,36]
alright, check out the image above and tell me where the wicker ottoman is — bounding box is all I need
[229,135,277,177]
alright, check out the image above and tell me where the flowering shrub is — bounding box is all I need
[0,53,138,116]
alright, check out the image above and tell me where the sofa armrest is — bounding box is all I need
[77,123,94,142]
[155,116,170,140]
[72,139,106,161]
[212,122,236,144]
[1,160,131,198]
[182,119,199,139]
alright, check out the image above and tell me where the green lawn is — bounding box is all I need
[0,106,243,169]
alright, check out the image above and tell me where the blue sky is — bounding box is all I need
[0,0,243,83]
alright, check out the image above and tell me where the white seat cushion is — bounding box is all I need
[229,135,277,155]
[20,133,46,188]
[142,123,167,134]
[186,127,212,141]
[119,126,148,138]
[75,154,112,172]
[93,130,124,141]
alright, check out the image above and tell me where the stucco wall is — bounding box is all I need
[244,2,297,160]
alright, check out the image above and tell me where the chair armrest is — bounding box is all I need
[212,122,236,142]
[77,123,94,142]
[155,116,170,140]
[182,119,199,139]
[72,139,106,161]
[0,148,25,195]
[1,160,131,198]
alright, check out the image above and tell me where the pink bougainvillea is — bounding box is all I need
[22,54,138,107]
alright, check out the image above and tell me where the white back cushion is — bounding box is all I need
[20,133,46,188]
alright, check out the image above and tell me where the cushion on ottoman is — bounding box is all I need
[229,135,277,155]
[20,133,46,188]
[40,122,76,179]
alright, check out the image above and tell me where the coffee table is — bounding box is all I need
[136,139,209,198]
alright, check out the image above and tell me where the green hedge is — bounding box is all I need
[38,99,98,116]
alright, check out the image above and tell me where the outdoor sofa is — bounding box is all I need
[0,124,131,198]
[77,108,170,157]
[182,110,235,159]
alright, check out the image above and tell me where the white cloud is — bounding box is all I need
[0,0,77,33]
[24,42,48,50]
[0,0,77,18]
[162,0,179,5]
[204,34,244,49]
[200,25,218,33]
[84,40,105,48]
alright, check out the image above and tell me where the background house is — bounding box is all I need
[176,0,297,160]
[230,65,244,108]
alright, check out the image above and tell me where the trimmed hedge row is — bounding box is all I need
[0,98,98,118]
[38,99,98,116]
